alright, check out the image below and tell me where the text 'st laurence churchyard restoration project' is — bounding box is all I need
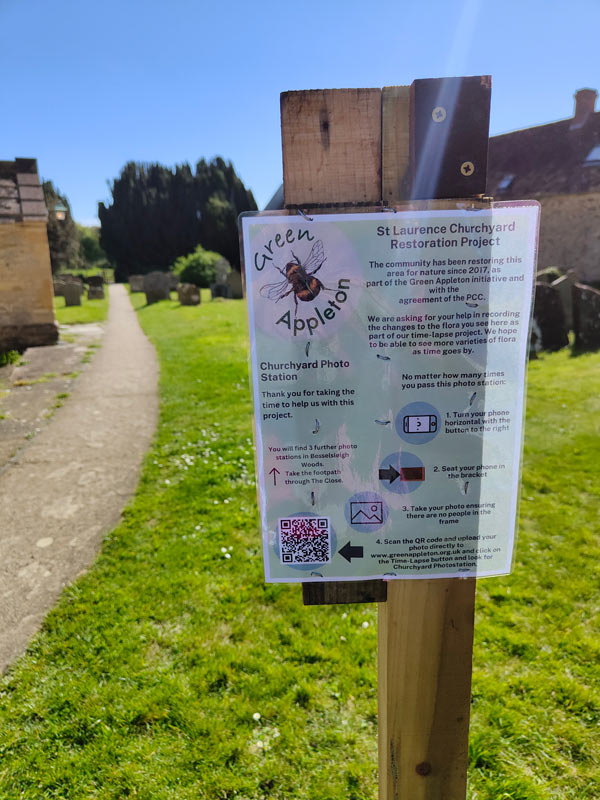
[241,203,540,583]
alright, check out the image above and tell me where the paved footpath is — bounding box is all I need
[0,284,158,672]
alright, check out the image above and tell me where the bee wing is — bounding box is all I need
[260,278,289,300]
[303,240,326,273]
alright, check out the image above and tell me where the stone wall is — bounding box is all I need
[0,158,57,352]
[0,220,57,351]
[537,193,600,284]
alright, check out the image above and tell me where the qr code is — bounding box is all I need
[279,517,331,565]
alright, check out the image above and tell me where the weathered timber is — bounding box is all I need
[281,88,382,207]
[303,580,387,606]
[378,579,476,799]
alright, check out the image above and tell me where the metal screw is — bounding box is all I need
[461,161,475,176]
[432,106,447,123]
[415,762,432,776]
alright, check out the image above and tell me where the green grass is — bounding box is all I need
[0,299,598,799]
[468,348,600,800]
[45,392,71,416]
[13,372,58,387]
[54,294,109,325]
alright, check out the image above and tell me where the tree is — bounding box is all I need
[98,158,256,281]
[42,182,82,273]
[77,224,107,266]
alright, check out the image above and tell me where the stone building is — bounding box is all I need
[0,158,58,351]
[488,88,600,283]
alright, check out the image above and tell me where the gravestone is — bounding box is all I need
[211,256,231,297]
[129,274,144,292]
[536,266,563,284]
[143,271,171,304]
[214,257,230,284]
[177,283,200,305]
[532,282,568,351]
[63,281,82,307]
[53,277,66,297]
[87,285,105,300]
[550,271,576,332]
[168,272,179,291]
[573,283,600,349]
[211,283,229,298]
[63,274,83,288]
[226,270,243,299]
[87,275,105,300]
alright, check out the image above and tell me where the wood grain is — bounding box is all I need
[382,86,411,203]
[378,579,476,800]
[281,89,381,207]
[378,82,481,799]
[280,87,386,605]
[303,580,387,606]
[280,84,481,800]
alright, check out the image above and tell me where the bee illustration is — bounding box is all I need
[260,240,328,314]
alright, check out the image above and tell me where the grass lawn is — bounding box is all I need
[0,296,598,799]
[54,294,109,325]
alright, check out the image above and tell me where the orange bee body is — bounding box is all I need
[284,262,323,302]
[260,240,328,314]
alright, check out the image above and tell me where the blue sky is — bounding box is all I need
[1,0,598,224]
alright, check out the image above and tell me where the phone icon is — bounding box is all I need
[403,414,437,434]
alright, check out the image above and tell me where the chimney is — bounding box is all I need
[570,88,598,129]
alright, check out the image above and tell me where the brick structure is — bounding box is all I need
[0,158,58,351]
[488,89,600,284]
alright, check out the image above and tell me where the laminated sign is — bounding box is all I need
[241,203,540,582]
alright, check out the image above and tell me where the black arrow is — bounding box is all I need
[269,467,280,486]
[339,541,364,563]
[379,464,400,484]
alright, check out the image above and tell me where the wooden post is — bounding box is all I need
[280,78,490,798]
[378,580,476,799]
[377,81,481,800]
[282,88,387,606]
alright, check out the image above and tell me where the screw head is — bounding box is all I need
[461,161,475,177]
[432,106,447,123]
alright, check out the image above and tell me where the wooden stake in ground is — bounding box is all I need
[378,579,475,799]
[280,78,490,799]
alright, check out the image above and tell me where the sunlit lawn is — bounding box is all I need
[54,293,109,325]
[0,295,598,799]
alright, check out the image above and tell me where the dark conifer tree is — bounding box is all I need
[99,158,256,280]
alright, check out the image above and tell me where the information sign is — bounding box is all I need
[241,203,539,582]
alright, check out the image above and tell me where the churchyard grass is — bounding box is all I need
[54,294,108,325]
[0,295,598,799]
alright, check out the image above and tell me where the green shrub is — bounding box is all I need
[172,245,229,288]
[0,350,20,367]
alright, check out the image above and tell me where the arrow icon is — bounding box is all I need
[269,467,280,486]
[379,464,400,484]
[339,541,364,563]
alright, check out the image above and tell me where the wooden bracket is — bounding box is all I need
[303,580,387,606]
[410,75,491,199]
